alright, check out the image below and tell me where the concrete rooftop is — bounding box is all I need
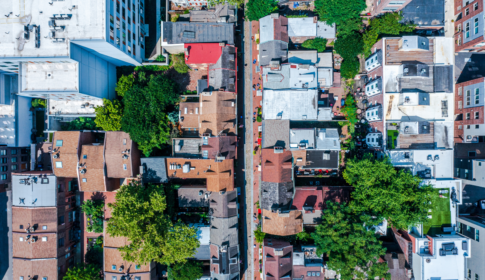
[21,62,78,92]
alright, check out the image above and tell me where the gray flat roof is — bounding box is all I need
[12,174,57,207]
[288,50,317,65]
[288,18,316,37]
[262,120,290,149]
[141,157,168,183]
[315,129,340,150]
[290,128,315,150]
[162,22,234,45]
[400,0,445,27]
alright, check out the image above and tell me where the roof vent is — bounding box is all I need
[183,164,190,173]
[274,146,284,154]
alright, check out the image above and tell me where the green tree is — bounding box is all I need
[344,155,438,229]
[94,99,123,131]
[121,75,180,156]
[337,17,364,38]
[296,229,313,243]
[246,0,277,21]
[311,202,390,280]
[106,182,200,265]
[301,37,328,52]
[32,98,47,108]
[61,117,98,131]
[254,225,266,244]
[116,75,135,97]
[168,261,203,280]
[334,33,363,60]
[363,12,415,57]
[63,264,101,280]
[340,94,358,125]
[85,245,103,268]
[340,58,360,80]
[81,199,105,233]
[208,0,244,7]
[172,54,190,74]
[314,0,366,26]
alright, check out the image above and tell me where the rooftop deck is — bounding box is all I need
[385,38,435,65]
[397,122,435,149]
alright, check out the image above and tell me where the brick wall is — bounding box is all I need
[455,0,485,52]
[370,0,413,16]
[0,147,30,188]
[455,78,485,142]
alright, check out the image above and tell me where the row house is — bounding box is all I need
[454,0,485,52]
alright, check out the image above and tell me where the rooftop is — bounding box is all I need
[302,150,339,170]
[259,14,289,45]
[12,173,57,207]
[12,206,58,234]
[263,239,293,279]
[385,38,435,66]
[400,0,445,27]
[162,22,234,45]
[184,43,223,65]
[21,62,78,92]
[166,158,234,192]
[178,186,210,208]
[290,128,315,150]
[0,0,105,58]
[173,138,203,158]
[288,50,317,65]
[105,131,139,179]
[287,17,335,38]
[259,40,289,67]
[262,64,318,90]
[261,181,293,211]
[104,247,150,274]
[52,131,95,178]
[210,216,238,247]
[189,4,236,23]
[384,93,453,122]
[0,104,15,146]
[262,89,319,121]
[210,190,237,218]
[261,148,293,183]
[262,209,303,236]
[78,144,108,192]
[262,120,290,149]
[315,128,340,150]
[201,136,237,160]
[140,157,168,184]
[388,149,454,179]
[47,99,103,116]
[199,91,237,136]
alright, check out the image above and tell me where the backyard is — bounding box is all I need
[387,130,399,149]
[423,189,451,236]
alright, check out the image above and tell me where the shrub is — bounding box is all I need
[254,225,266,243]
[172,54,190,74]
[61,117,98,131]
[171,14,179,22]
[32,98,46,108]
[155,55,166,62]
[302,37,328,52]
[340,58,360,80]
[81,200,105,233]
[94,99,123,131]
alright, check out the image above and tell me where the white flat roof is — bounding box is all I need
[388,149,454,179]
[288,18,316,37]
[385,93,453,122]
[0,0,106,58]
[434,37,454,66]
[195,226,210,245]
[262,89,318,120]
[0,105,15,146]
[48,98,102,115]
[21,62,78,92]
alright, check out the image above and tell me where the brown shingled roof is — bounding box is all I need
[13,232,58,259]
[78,144,107,192]
[262,209,303,236]
[13,258,58,280]
[199,91,237,136]
[52,131,95,178]
[263,239,293,279]
[104,247,150,273]
[180,102,200,129]
[262,148,293,183]
[12,207,58,234]
[166,158,234,192]
[201,136,237,160]
[105,132,140,178]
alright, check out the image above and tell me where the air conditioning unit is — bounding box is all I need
[80,169,86,174]
[53,154,58,159]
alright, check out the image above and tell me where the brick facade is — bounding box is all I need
[455,77,485,142]
[369,0,413,16]
[0,147,30,192]
[454,0,485,52]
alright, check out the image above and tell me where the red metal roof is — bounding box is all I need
[184,43,222,65]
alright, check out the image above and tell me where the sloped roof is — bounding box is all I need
[200,92,237,136]
[178,186,210,208]
[210,190,238,218]
[105,131,139,178]
[210,216,238,247]
[264,239,293,279]
[52,131,94,178]
[262,120,290,149]
[259,14,289,44]
[259,41,289,67]
[141,157,168,184]
[78,144,106,192]
[201,136,237,160]
[262,209,303,236]
[189,3,236,23]
[291,187,324,211]
[262,148,293,183]
[261,181,293,211]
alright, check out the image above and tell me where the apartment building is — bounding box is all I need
[454,0,485,52]
[0,147,30,190]
[12,171,79,280]
[455,77,485,142]
[0,0,146,101]
[364,36,454,151]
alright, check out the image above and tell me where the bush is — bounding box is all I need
[172,54,190,74]
[171,14,179,22]
[340,58,360,80]
[302,37,328,52]
[155,55,166,62]
[334,33,363,59]
[167,109,179,124]
[61,117,98,131]
[254,225,266,243]
[340,94,358,125]
[246,0,277,21]
[94,99,123,131]
[257,115,262,122]
[81,200,105,233]
[32,98,46,108]
[116,74,135,97]
[314,0,366,26]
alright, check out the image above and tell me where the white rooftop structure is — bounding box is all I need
[290,128,315,150]
[388,149,454,179]
[12,173,57,207]
[315,128,340,150]
[317,68,333,88]
[316,53,333,68]
[413,235,470,280]
[21,62,78,92]
[262,89,318,120]
[287,18,336,39]
[288,50,317,65]
[385,93,453,122]
[194,225,210,245]
[263,63,319,90]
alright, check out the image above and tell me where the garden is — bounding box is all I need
[81,199,105,233]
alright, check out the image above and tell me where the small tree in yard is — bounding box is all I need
[94,99,123,131]
[314,0,366,26]
[340,94,358,126]
[121,75,180,156]
[311,202,390,280]
[246,0,277,21]
[107,181,200,265]
[254,225,266,244]
[64,264,101,280]
[302,37,328,52]
[81,199,105,233]
[344,154,439,230]
[168,261,203,280]
[172,54,189,74]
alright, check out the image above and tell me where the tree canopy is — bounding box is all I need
[61,117,98,131]
[167,261,203,280]
[121,74,180,156]
[363,12,415,57]
[246,0,277,21]
[63,264,101,280]
[116,74,135,97]
[301,37,328,52]
[334,33,363,80]
[314,0,366,26]
[344,154,438,229]
[106,181,199,265]
[94,99,123,131]
[311,202,390,280]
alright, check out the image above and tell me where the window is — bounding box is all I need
[477,229,480,241]
[0,150,5,156]
[466,8,470,16]
[11,149,17,155]
[56,140,63,147]
[11,157,16,163]
[135,265,140,270]
[43,225,47,230]
[112,265,117,270]
[116,2,120,13]
[459,125,463,129]
[475,18,479,34]
[476,111,480,119]
[458,37,462,46]
[1,174,6,180]
[475,2,479,10]
[1,166,7,172]
[82,178,87,182]
[19,225,23,229]
[58,237,64,247]
[459,87,463,96]
[122,22,126,30]
[41,178,49,184]
[1,158,6,164]
[477,125,480,129]
[469,270,472,278]
[469,151,477,157]
[122,7,126,18]
[458,24,462,32]
[116,21,120,30]
[43,277,47,280]
[467,113,471,120]
[20,277,24,280]
[56,162,63,168]
[476,88,480,104]
[21,156,27,162]
[110,15,114,24]
[58,215,65,225]
[11,165,17,171]
[466,22,470,38]
[467,90,471,105]
[19,237,24,242]
[135,277,141,280]
[128,17,131,24]
[42,237,47,242]
[459,100,463,109]
[20,148,27,155]
[468,125,471,129]
[123,164,127,170]
[112,277,117,280]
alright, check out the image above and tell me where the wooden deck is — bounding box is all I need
[385,38,435,65]
[398,122,435,149]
